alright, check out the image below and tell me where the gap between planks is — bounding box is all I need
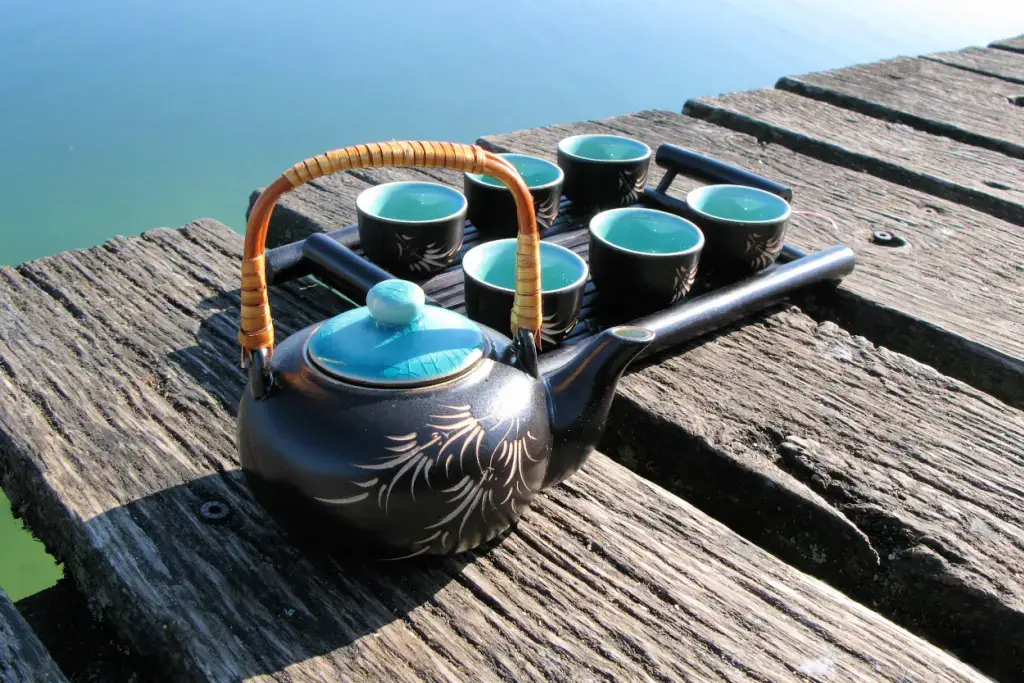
[1,585,69,683]
[776,57,1024,160]
[683,88,1024,227]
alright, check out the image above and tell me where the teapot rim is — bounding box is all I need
[302,322,495,390]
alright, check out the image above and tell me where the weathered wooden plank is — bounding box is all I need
[479,110,1024,409]
[601,308,1024,682]
[1,585,68,682]
[683,88,1024,225]
[924,46,1024,85]
[248,166,464,249]
[991,34,1024,55]
[246,171,375,249]
[0,221,990,682]
[777,57,1024,158]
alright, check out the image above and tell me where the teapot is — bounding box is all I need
[236,141,654,559]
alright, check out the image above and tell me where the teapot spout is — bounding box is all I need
[541,326,655,488]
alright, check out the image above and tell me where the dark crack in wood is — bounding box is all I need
[777,57,1024,159]
[989,33,1024,55]
[683,89,1024,226]
[923,46,1024,85]
[1,585,68,682]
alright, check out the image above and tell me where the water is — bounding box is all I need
[0,490,64,601]
[1,0,1021,599]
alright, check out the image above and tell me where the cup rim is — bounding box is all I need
[462,238,590,295]
[356,181,467,225]
[589,207,705,258]
[464,153,565,191]
[685,184,792,226]
[556,134,652,164]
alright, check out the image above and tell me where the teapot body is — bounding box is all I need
[238,321,553,559]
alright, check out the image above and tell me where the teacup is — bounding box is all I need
[462,239,589,346]
[357,181,467,278]
[464,153,564,239]
[556,134,651,211]
[588,207,704,311]
[684,184,791,272]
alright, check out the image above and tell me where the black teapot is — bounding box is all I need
[236,141,654,559]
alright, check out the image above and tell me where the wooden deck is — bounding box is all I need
[1,34,1022,683]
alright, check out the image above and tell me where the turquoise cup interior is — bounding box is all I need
[465,153,563,189]
[356,181,467,222]
[589,208,704,256]
[685,184,791,225]
[462,239,588,293]
[556,134,651,163]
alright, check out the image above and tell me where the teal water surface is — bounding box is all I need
[0,490,63,602]
[1,0,1022,599]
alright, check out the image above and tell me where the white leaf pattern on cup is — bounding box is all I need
[746,230,785,270]
[396,233,462,273]
[534,193,558,230]
[670,262,698,303]
[540,309,579,345]
[616,166,648,204]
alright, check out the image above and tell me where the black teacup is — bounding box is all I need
[462,238,589,346]
[588,207,704,312]
[464,153,564,239]
[556,134,651,211]
[357,181,467,278]
[684,184,791,273]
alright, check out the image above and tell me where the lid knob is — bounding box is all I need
[367,280,425,326]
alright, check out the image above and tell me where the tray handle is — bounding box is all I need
[650,143,793,201]
[240,142,541,366]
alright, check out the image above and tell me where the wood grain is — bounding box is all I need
[924,46,1024,85]
[479,110,1024,408]
[0,220,991,682]
[683,88,1024,225]
[247,171,375,249]
[601,306,1024,682]
[248,167,463,248]
[777,57,1024,158]
[1,586,68,682]
[991,34,1024,55]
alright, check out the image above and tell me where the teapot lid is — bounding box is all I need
[307,280,488,386]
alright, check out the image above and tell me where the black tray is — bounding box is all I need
[263,143,855,366]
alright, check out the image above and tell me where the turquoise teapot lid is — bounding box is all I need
[307,280,488,386]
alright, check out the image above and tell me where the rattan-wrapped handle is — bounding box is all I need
[240,141,541,364]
